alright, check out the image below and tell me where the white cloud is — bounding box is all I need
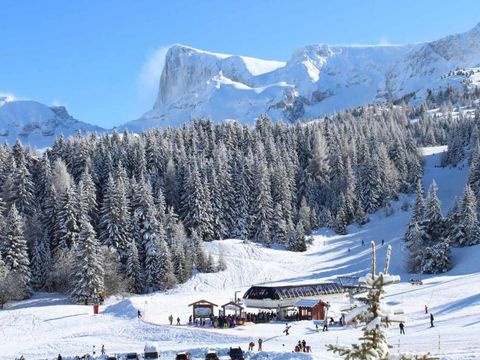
[135,46,171,114]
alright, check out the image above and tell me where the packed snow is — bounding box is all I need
[1,147,479,359]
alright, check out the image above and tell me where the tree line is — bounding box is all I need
[0,103,430,304]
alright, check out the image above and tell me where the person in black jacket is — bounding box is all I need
[430,313,434,327]
[399,322,405,334]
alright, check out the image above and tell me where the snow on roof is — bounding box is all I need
[243,283,344,300]
[295,298,324,308]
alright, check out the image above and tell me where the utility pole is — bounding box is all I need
[234,291,241,303]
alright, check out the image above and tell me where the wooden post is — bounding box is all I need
[384,245,392,274]
[438,334,441,350]
[371,241,376,279]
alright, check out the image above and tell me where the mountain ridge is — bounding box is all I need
[121,22,480,131]
[0,99,105,149]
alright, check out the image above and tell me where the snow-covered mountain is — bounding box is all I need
[0,98,104,149]
[123,23,480,130]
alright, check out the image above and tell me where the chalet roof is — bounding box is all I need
[188,299,218,307]
[243,283,344,300]
[221,301,244,309]
[295,298,324,308]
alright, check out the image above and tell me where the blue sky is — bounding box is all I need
[1,0,479,128]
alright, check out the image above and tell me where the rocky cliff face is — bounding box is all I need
[122,23,480,131]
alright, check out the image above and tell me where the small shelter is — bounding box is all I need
[189,300,218,320]
[221,301,244,317]
[295,298,328,320]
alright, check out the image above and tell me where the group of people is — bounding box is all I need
[245,311,277,323]
[294,339,311,352]
[168,314,181,325]
[247,338,263,351]
[361,239,385,246]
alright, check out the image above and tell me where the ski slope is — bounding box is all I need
[1,146,479,360]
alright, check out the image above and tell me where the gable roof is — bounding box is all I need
[295,298,324,308]
[188,299,218,307]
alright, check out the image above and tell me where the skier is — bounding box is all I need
[137,309,142,319]
[322,320,328,332]
[430,313,434,327]
[283,323,291,335]
[361,239,365,246]
[258,338,263,351]
[399,322,405,334]
[101,345,105,355]
[382,239,385,246]
[177,317,181,325]
[57,354,62,360]
[248,341,255,351]
[301,340,306,352]
[188,315,192,325]
[425,304,429,314]
[169,314,173,325]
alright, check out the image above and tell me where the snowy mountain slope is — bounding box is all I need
[123,23,480,130]
[0,99,105,149]
[1,146,480,359]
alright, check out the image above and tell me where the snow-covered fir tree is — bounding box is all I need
[449,185,480,246]
[1,204,31,298]
[326,244,412,359]
[70,215,104,303]
[125,240,143,293]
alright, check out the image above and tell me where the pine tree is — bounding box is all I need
[423,180,444,241]
[216,245,227,271]
[30,233,51,290]
[180,161,214,240]
[99,174,130,258]
[126,240,143,293]
[405,222,424,273]
[191,229,208,272]
[451,185,480,246]
[421,240,451,274]
[326,244,400,359]
[411,179,425,224]
[56,185,80,251]
[71,216,104,303]
[2,204,31,298]
[2,155,34,216]
[308,129,330,185]
[252,156,274,246]
[231,157,251,240]
[359,144,381,213]
[79,168,97,224]
[468,141,480,198]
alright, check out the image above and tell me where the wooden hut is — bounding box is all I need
[295,298,328,320]
[188,300,218,320]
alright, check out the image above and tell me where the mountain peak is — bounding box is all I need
[0,100,104,148]
[122,24,480,130]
